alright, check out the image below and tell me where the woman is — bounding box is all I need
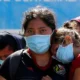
[0,6,60,80]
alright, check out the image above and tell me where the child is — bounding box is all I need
[50,27,80,63]
[50,27,80,80]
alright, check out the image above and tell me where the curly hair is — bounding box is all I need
[51,28,80,46]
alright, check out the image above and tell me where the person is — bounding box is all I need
[50,27,80,80]
[0,5,62,80]
[0,32,26,66]
[63,16,80,34]
[69,54,80,80]
[50,27,80,63]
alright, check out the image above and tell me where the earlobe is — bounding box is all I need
[64,35,73,45]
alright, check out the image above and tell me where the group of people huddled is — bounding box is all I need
[0,5,80,80]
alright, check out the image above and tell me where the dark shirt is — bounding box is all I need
[0,50,70,80]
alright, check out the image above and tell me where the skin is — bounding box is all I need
[0,76,6,80]
[25,18,52,80]
[0,46,13,60]
[0,18,53,80]
[25,18,52,67]
[51,35,80,57]
[73,68,80,80]
[0,18,52,80]
[51,34,80,80]
[51,35,80,80]
[42,75,52,80]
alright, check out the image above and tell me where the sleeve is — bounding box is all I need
[69,54,80,80]
[0,57,10,80]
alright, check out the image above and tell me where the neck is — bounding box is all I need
[31,51,51,67]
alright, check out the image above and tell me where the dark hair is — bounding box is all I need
[0,32,26,51]
[22,6,56,33]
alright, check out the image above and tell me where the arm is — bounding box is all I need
[0,76,6,80]
[73,68,80,80]
[69,54,80,80]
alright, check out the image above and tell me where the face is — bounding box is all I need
[51,35,73,56]
[0,46,14,60]
[24,18,52,36]
[51,35,80,57]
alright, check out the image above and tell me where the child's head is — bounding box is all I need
[50,28,80,63]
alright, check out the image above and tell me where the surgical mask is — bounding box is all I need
[25,35,50,54]
[0,59,4,65]
[56,43,74,64]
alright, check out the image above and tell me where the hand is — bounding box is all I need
[41,75,52,80]
[63,35,72,46]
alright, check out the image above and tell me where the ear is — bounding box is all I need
[64,35,73,45]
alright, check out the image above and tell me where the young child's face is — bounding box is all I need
[51,34,80,57]
[50,34,73,57]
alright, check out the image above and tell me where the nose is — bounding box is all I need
[33,30,40,35]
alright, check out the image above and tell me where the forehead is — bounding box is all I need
[27,18,49,29]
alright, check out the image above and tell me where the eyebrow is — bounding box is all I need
[27,28,33,29]
[39,27,47,29]
[27,27,47,29]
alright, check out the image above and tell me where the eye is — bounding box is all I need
[40,29,47,34]
[26,29,34,34]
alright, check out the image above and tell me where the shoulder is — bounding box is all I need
[9,49,30,58]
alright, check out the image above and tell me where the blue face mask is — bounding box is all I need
[56,43,74,64]
[0,59,4,65]
[25,35,50,54]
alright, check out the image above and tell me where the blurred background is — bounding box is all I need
[0,0,80,33]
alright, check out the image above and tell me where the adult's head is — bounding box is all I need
[22,6,56,34]
[22,6,56,54]
[0,32,26,60]
[63,16,80,34]
[50,28,80,63]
